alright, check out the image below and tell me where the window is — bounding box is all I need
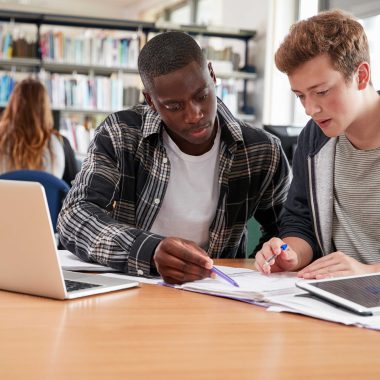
[361,15,380,90]
[293,0,319,127]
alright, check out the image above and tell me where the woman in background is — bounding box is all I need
[0,78,65,178]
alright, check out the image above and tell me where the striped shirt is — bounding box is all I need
[333,134,380,264]
[57,98,290,277]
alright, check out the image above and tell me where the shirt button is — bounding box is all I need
[137,269,144,276]
[154,198,160,205]
[163,158,168,164]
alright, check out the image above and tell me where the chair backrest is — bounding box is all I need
[0,170,70,231]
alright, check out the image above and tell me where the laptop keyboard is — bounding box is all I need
[65,279,102,292]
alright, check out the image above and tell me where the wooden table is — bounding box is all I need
[1,259,379,379]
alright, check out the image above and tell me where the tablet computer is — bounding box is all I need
[296,273,380,316]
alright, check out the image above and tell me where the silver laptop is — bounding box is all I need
[0,180,139,299]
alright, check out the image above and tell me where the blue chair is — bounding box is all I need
[0,170,70,232]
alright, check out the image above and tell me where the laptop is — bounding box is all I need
[0,180,139,299]
[296,273,380,316]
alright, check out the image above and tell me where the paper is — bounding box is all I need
[178,266,380,330]
[58,250,119,272]
[99,272,162,285]
[178,266,303,301]
[58,250,162,283]
[266,293,380,330]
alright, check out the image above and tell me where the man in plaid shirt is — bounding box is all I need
[58,31,290,284]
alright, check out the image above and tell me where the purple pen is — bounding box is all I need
[265,243,288,265]
[211,266,239,287]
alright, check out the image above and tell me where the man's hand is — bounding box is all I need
[298,251,376,279]
[255,237,299,274]
[153,237,213,284]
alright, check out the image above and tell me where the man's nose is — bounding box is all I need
[304,97,321,117]
[184,101,204,124]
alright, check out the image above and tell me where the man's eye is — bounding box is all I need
[317,90,328,96]
[198,93,208,101]
[166,104,181,111]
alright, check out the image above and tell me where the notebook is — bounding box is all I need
[296,274,380,316]
[0,180,139,299]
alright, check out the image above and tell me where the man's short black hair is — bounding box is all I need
[138,31,206,91]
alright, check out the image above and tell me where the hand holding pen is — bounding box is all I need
[154,237,213,285]
[265,243,288,266]
[255,238,296,275]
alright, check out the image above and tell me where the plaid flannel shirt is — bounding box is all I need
[57,98,290,277]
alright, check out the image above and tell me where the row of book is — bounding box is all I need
[1,23,140,68]
[60,117,97,155]
[40,31,139,68]
[2,24,244,76]
[202,45,241,71]
[216,80,239,115]
[0,72,15,103]
[42,72,124,111]
[0,71,141,112]
[1,72,246,118]
[0,71,30,103]
[0,24,37,59]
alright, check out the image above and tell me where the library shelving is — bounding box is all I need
[0,9,257,155]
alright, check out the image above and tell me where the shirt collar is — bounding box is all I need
[141,106,162,138]
[216,97,243,144]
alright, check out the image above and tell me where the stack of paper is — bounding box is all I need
[178,266,303,302]
[176,267,380,330]
[266,293,380,330]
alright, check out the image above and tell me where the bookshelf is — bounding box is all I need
[0,10,257,155]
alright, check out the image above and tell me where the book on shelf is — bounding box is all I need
[0,71,33,103]
[40,71,125,112]
[0,22,37,59]
[0,72,15,103]
[40,29,139,68]
[1,31,13,59]
[216,79,238,115]
[1,69,141,114]
[60,117,96,156]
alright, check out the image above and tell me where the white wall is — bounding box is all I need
[330,0,380,18]
[262,0,298,126]
[220,0,270,125]
[217,0,298,126]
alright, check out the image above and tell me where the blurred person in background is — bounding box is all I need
[0,78,77,183]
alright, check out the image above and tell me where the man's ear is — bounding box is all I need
[208,62,217,84]
[356,61,370,90]
[143,91,157,112]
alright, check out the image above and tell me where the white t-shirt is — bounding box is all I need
[0,134,65,178]
[150,126,221,248]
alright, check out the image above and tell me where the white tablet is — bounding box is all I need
[296,273,380,316]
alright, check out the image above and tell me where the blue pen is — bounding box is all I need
[211,266,240,287]
[265,243,288,265]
